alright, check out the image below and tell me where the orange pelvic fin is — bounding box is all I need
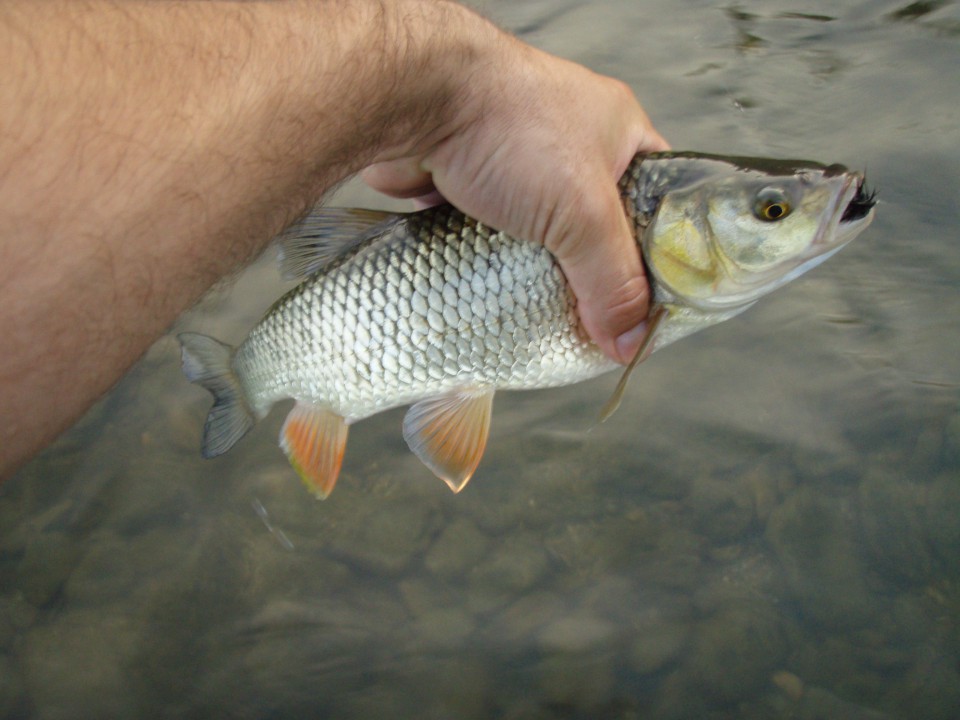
[402,388,495,493]
[279,402,349,499]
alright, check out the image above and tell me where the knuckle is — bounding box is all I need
[543,182,614,261]
[597,273,650,336]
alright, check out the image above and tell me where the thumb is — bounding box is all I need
[361,158,435,200]
[548,181,650,365]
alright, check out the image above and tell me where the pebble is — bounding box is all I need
[327,686,424,720]
[797,686,890,720]
[892,645,960,720]
[765,486,876,629]
[22,610,141,719]
[925,471,960,575]
[423,517,490,579]
[63,526,192,607]
[537,649,617,712]
[242,536,355,604]
[321,496,438,575]
[481,591,567,645]
[639,525,704,594]
[858,466,932,584]
[17,532,82,609]
[398,575,460,618]
[408,605,477,649]
[772,669,805,701]
[747,454,797,520]
[0,594,37,650]
[681,600,787,705]
[0,653,27,718]
[630,611,690,675]
[467,531,551,613]
[690,475,756,543]
[539,614,617,653]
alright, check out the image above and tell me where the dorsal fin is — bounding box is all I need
[276,207,402,281]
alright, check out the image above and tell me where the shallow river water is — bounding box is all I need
[2,1,960,718]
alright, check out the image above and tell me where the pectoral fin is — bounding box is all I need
[402,388,495,493]
[598,304,668,422]
[279,402,349,499]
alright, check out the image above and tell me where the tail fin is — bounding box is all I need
[178,332,255,458]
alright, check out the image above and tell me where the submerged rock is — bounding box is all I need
[481,591,568,646]
[408,605,477,649]
[772,669,805,702]
[796,686,890,720]
[629,610,690,675]
[22,610,142,719]
[858,466,933,585]
[765,487,876,629]
[17,532,81,608]
[681,600,788,705]
[539,614,618,654]
[0,653,27,718]
[690,475,756,544]
[467,531,551,612]
[925,471,960,576]
[424,517,491,579]
[0,594,36,650]
[537,646,617,713]
[321,496,438,575]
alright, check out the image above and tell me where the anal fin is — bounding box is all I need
[279,402,349,499]
[402,388,495,493]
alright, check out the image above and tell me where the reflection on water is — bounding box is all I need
[2,0,959,718]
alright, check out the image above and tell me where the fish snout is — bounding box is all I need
[840,173,877,224]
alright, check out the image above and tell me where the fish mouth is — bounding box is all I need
[772,172,876,292]
[816,172,876,254]
[840,177,877,223]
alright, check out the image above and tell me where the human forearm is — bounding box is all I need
[0,0,499,475]
[0,0,487,286]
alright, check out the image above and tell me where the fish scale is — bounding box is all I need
[232,205,613,424]
[178,151,875,498]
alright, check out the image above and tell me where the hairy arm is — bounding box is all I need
[0,0,667,477]
[0,0,491,475]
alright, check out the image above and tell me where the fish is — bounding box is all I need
[178,151,876,498]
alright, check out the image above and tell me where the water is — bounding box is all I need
[2,0,959,717]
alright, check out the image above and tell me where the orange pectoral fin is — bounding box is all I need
[402,388,495,493]
[279,402,349,499]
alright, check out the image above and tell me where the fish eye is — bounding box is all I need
[754,188,792,222]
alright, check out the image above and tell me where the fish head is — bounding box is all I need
[638,153,876,312]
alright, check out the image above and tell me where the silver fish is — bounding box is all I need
[178,152,875,498]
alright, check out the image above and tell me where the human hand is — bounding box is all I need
[362,34,669,364]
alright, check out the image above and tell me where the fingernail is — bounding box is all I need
[614,322,647,365]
